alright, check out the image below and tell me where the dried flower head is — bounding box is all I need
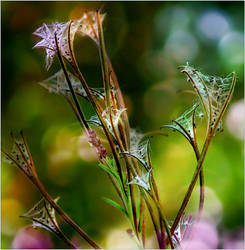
[102,108,127,133]
[121,129,150,168]
[21,198,62,237]
[163,103,203,143]
[33,22,68,69]
[129,169,152,191]
[33,11,106,69]
[77,11,106,44]
[179,63,236,133]
[39,70,87,97]
[2,132,36,179]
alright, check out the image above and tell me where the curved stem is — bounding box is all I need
[54,33,89,132]
[192,108,205,221]
[170,72,236,236]
[193,142,204,222]
[171,136,212,234]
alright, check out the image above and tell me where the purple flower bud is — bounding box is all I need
[12,226,54,249]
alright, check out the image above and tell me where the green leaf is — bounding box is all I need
[98,159,126,197]
[98,162,117,179]
[102,197,128,217]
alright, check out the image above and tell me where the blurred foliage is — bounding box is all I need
[1,1,244,249]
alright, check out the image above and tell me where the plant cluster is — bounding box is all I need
[3,10,236,249]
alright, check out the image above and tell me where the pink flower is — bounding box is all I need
[12,226,54,249]
[180,240,210,249]
[222,227,244,249]
[180,220,219,249]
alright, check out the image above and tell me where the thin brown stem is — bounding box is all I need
[29,217,77,249]
[151,194,174,249]
[191,106,205,220]
[68,24,126,192]
[33,178,101,249]
[143,192,162,249]
[198,169,204,220]
[139,197,146,248]
[85,11,130,149]
[63,94,84,128]
[43,202,77,249]
[54,33,89,132]
[171,136,211,234]
[96,10,111,111]
[68,50,125,190]
[146,140,165,248]
[170,72,236,236]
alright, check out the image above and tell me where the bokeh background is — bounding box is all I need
[2,1,244,249]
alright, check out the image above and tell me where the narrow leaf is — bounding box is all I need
[102,197,128,217]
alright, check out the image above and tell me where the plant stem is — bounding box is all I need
[63,94,85,129]
[96,10,111,111]
[192,108,205,221]
[43,202,77,249]
[139,198,146,248]
[54,34,89,132]
[68,53,125,189]
[85,12,130,148]
[170,72,236,236]
[69,24,126,192]
[34,178,101,249]
[151,194,174,249]
[171,136,212,234]
[192,142,204,221]
[30,217,77,249]
[143,192,162,249]
[146,141,165,248]
[95,13,140,235]
[198,169,204,220]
